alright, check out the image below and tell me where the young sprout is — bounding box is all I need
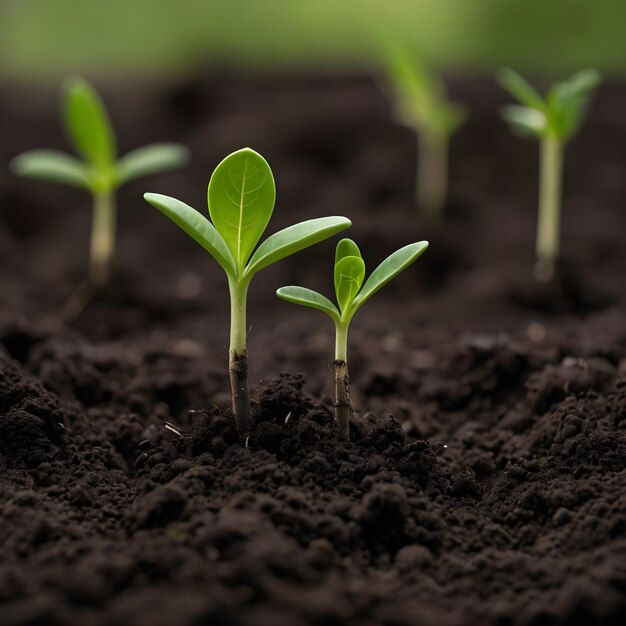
[144,148,351,438]
[381,39,466,219]
[10,77,189,288]
[277,238,428,439]
[498,68,601,281]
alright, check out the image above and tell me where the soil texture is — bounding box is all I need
[0,73,625,626]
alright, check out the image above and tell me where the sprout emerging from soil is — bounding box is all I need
[381,39,466,219]
[277,238,428,439]
[145,148,351,438]
[10,77,189,288]
[498,68,601,281]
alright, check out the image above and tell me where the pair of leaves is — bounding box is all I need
[380,35,466,139]
[277,239,429,324]
[10,77,189,193]
[145,148,351,282]
[499,68,600,141]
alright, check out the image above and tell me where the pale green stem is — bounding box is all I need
[89,190,116,287]
[535,136,563,281]
[228,278,253,438]
[417,132,449,220]
[333,320,352,439]
[334,321,348,363]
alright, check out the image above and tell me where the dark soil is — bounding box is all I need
[1,73,625,626]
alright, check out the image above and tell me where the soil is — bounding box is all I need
[1,73,625,626]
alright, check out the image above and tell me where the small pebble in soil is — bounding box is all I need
[553,507,573,526]
[395,544,434,571]
[527,322,546,343]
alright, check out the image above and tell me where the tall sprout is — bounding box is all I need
[381,39,466,220]
[499,68,601,280]
[145,148,351,438]
[11,77,189,289]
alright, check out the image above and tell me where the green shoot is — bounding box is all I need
[277,238,428,439]
[10,76,189,288]
[381,38,466,219]
[144,148,351,438]
[498,68,601,280]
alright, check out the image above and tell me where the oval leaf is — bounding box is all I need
[10,149,91,189]
[244,216,351,278]
[276,286,339,322]
[550,69,601,107]
[144,192,236,277]
[116,143,190,186]
[501,105,547,137]
[352,241,429,311]
[547,70,600,140]
[208,148,275,271]
[381,35,445,107]
[335,238,362,266]
[63,77,116,169]
[335,256,365,315]
[498,68,545,111]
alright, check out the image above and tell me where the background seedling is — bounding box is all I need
[145,148,351,438]
[498,68,600,280]
[277,238,428,439]
[11,76,189,290]
[381,37,466,220]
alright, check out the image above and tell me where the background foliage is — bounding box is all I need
[2,0,626,80]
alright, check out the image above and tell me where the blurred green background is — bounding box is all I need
[2,0,626,81]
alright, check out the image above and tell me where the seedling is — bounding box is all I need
[277,238,428,439]
[10,76,189,288]
[144,148,351,438]
[381,38,466,219]
[498,68,601,280]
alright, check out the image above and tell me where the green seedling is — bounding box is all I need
[144,148,351,438]
[498,68,600,280]
[10,77,189,288]
[277,238,428,439]
[381,38,466,219]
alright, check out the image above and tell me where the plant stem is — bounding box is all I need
[535,136,563,281]
[228,278,253,439]
[90,190,116,287]
[333,321,352,439]
[417,132,449,220]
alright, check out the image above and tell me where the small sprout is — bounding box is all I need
[277,238,428,439]
[10,76,189,288]
[381,37,466,219]
[498,68,601,280]
[144,148,351,439]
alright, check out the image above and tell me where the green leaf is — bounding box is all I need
[10,149,91,189]
[208,148,275,271]
[555,100,589,140]
[335,238,362,265]
[547,69,600,140]
[440,102,468,136]
[116,143,189,186]
[501,105,547,137]
[276,286,340,321]
[550,69,601,107]
[62,77,116,169]
[352,241,429,311]
[244,216,351,278]
[380,33,465,139]
[382,35,444,107]
[144,192,236,276]
[498,68,545,111]
[334,255,365,314]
